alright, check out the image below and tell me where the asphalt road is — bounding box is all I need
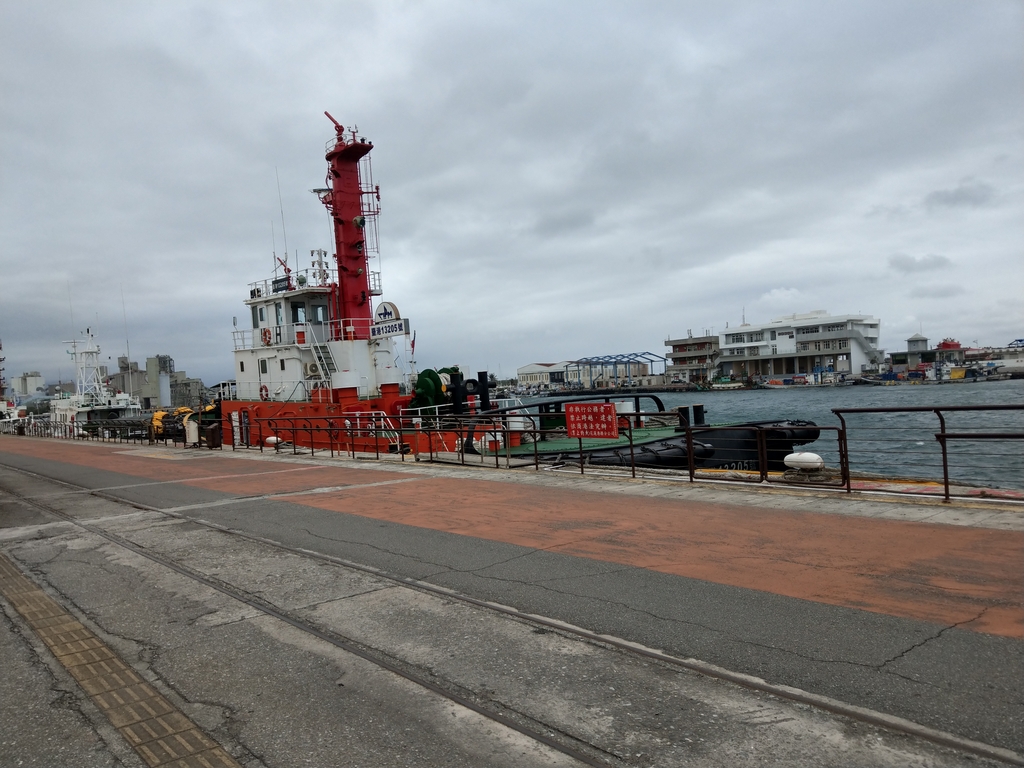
[1,438,1021,765]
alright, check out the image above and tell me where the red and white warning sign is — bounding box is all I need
[565,402,619,440]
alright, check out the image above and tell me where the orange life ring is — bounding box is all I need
[260,328,272,346]
[259,384,269,401]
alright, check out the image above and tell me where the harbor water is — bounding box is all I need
[621,380,1023,490]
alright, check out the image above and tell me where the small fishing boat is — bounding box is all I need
[711,378,746,390]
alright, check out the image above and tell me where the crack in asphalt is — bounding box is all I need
[295,526,448,570]
[445,539,593,576]
[293,585,400,611]
[879,607,993,670]
[186,606,237,627]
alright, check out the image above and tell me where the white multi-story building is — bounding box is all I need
[717,310,883,379]
[11,371,45,397]
[665,334,720,383]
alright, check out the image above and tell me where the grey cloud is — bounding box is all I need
[533,209,596,237]
[924,180,995,210]
[909,284,965,299]
[865,204,909,220]
[888,254,953,273]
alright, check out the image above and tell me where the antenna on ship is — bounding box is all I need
[271,220,276,265]
[67,280,75,340]
[120,284,134,397]
[275,167,293,289]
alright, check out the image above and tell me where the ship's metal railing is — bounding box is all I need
[246,267,338,300]
[224,412,412,461]
[232,317,377,352]
[833,404,1024,502]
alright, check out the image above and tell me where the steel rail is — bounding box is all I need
[1,460,1021,766]
[833,404,1024,497]
[934,432,1024,501]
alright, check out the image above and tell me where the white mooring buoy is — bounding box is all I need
[265,436,282,446]
[784,452,825,471]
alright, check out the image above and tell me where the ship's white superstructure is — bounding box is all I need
[50,330,143,425]
[231,255,408,403]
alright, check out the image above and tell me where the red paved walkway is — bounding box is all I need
[2,438,1022,638]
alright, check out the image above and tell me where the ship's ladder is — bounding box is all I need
[369,413,407,453]
[305,323,338,382]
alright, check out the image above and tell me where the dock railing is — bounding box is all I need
[8,405,1021,501]
[832,404,1024,501]
[0,417,152,445]
[219,410,851,491]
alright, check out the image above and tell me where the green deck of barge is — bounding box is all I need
[499,425,680,456]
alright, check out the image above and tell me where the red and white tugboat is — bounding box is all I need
[220,113,428,451]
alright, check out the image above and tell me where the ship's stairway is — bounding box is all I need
[375,415,409,454]
[305,324,338,383]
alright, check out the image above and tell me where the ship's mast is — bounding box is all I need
[64,329,105,405]
[0,339,7,399]
[318,111,380,341]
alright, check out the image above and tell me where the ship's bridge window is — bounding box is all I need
[259,359,268,375]
[275,303,283,325]
[291,303,306,324]
[311,304,328,324]
[251,307,259,329]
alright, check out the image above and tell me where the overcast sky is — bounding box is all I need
[1,1,1021,386]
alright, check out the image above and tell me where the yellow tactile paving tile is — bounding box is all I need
[102,694,178,728]
[56,645,120,667]
[0,553,243,768]
[30,614,88,631]
[66,656,137,681]
[120,712,195,747]
[76,666,147,694]
[36,624,94,645]
[135,729,219,766]
[47,635,108,656]
[92,682,165,713]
